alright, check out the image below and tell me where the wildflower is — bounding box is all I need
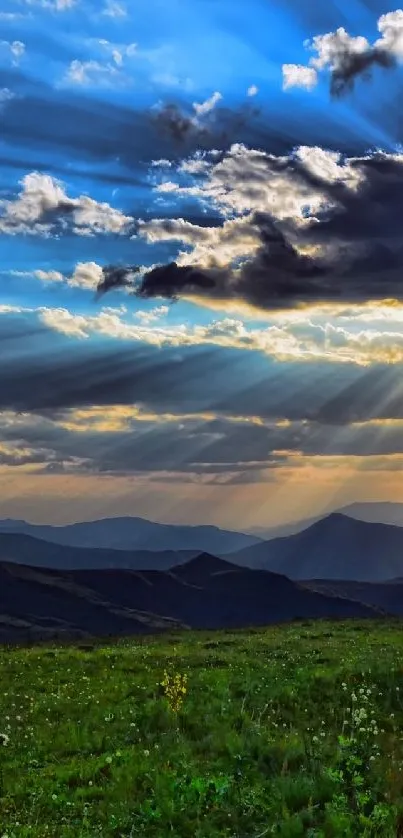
[160,671,188,713]
[0,733,9,747]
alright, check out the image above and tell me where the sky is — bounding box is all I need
[3,0,403,528]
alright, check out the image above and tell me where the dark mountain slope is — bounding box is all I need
[0,561,183,643]
[230,513,403,581]
[0,554,383,643]
[302,579,403,617]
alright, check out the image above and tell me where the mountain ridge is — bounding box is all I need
[0,554,384,643]
[229,512,403,581]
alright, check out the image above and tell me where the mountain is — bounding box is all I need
[302,579,403,617]
[340,502,403,527]
[245,515,322,540]
[230,513,403,581]
[0,554,382,643]
[0,517,261,554]
[0,531,196,571]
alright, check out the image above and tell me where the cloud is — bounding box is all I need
[0,40,25,66]
[0,172,133,236]
[34,269,64,283]
[100,143,403,311]
[0,88,16,111]
[101,0,127,16]
[193,91,223,116]
[284,9,403,96]
[5,306,403,430]
[64,59,127,88]
[282,64,318,91]
[97,264,140,296]
[152,98,260,148]
[26,0,75,8]
[247,85,259,97]
[96,39,137,67]
[69,262,104,290]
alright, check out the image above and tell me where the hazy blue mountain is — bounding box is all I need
[0,554,382,643]
[0,532,195,571]
[246,516,322,540]
[340,502,403,527]
[230,513,403,581]
[0,517,261,554]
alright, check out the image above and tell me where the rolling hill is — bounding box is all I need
[0,554,384,643]
[230,513,403,581]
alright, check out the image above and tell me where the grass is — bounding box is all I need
[2,619,403,836]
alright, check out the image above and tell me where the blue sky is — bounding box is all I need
[2,0,403,527]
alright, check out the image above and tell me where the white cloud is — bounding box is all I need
[286,9,403,93]
[138,215,262,269]
[154,143,357,223]
[135,306,169,324]
[193,91,222,116]
[308,27,370,72]
[69,261,103,290]
[0,88,15,111]
[375,10,403,58]
[35,303,403,366]
[34,269,64,283]
[23,0,75,8]
[247,84,259,96]
[0,172,133,237]
[97,39,137,67]
[64,59,125,87]
[282,63,318,90]
[0,40,25,66]
[102,0,127,16]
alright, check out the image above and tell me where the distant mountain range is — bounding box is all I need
[0,516,261,554]
[0,554,383,644]
[2,512,403,582]
[0,532,196,571]
[230,513,403,581]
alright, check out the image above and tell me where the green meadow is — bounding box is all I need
[2,619,403,837]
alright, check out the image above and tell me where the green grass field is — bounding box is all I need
[2,619,403,837]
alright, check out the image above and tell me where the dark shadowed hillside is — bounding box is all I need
[0,554,383,643]
[230,513,403,581]
[302,579,403,616]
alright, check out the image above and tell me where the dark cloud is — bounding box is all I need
[153,101,261,148]
[330,46,395,97]
[137,262,216,298]
[98,212,327,306]
[97,265,140,297]
[98,151,403,309]
[4,396,403,481]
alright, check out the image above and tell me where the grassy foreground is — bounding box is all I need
[2,620,403,836]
